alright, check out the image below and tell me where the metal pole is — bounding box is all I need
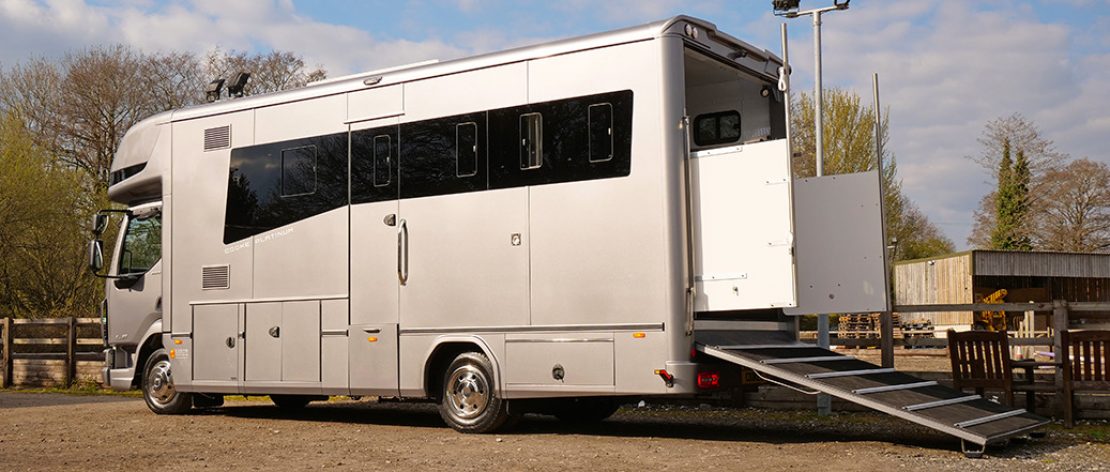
[813,10,824,178]
[780,23,792,147]
[874,73,895,369]
[812,10,832,417]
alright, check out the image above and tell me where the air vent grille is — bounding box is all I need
[201,265,230,290]
[203,125,231,151]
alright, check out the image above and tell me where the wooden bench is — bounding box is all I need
[1061,330,1110,427]
[947,329,1054,411]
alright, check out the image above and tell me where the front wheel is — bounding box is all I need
[142,348,192,414]
[438,352,516,433]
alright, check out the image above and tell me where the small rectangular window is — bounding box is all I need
[588,103,613,162]
[693,110,742,146]
[373,135,391,187]
[456,122,478,177]
[281,146,317,197]
[519,113,543,169]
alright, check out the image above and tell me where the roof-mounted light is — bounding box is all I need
[684,23,700,39]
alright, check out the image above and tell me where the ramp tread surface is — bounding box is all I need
[699,343,1048,445]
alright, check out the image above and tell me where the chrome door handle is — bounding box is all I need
[398,219,409,285]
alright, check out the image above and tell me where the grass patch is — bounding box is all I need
[2,382,141,398]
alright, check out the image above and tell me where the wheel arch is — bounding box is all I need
[130,320,164,389]
[421,336,502,399]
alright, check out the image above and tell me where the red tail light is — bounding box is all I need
[697,370,720,389]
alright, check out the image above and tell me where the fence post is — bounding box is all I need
[65,317,77,388]
[2,318,11,388]
[1052,299,1068,420]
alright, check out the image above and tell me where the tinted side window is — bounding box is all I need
[693,110,741,146]
[489,89,632,189]
[588,103,613,162]
[400,111,486,199]
[456,122,478,177]
[373,135,392,187]
[351,125,399,204]
[281,146,317,196]
[224,133,348,244]
[519,113,543,169]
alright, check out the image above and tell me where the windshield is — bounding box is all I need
[118,214,161,275]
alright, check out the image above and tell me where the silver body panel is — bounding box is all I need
[101,16,883,403]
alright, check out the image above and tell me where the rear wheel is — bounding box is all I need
[142,348,192,414]
[438,352,516,433]
[270,395,316,409]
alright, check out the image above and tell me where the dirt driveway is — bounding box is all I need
[1,392,1107,471]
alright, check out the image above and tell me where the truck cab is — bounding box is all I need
[89,112,197,410]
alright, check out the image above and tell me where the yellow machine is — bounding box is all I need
[977,289,1008,331]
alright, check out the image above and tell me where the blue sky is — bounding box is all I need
[2,0,1109,247]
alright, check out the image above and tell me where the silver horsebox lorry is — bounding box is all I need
[90,15,1045,452]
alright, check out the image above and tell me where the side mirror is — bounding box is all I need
[92,214,108,235]
[88,239,105,274]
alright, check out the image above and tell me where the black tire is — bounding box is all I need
[552,397,621,424]
[193,393,224,409]
[270,395,316,409]
[438,352,516,433]
[142,348,192,415]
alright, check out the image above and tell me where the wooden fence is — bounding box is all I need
[1,317,104,388]
[802,300,1110,349]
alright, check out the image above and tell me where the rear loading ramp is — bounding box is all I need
[696,340,1048,453]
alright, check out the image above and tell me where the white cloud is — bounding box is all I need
[0,0,470,75]
[765,0,1110,247]
[2,0,1106,250]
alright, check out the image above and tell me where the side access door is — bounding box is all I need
[347,86,404,395]
[689,139,796,311]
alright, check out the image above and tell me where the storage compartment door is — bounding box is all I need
[505,334,615,386]
[244,303,282,381]
[282,300,321,382]
[691,139,796,311]
[192,304,240,382]
[349,323,399,395]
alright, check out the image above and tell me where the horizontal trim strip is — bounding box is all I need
[505,338,613,343]
[761,355,854,365]
[954,409,1027,429]
[169,332,192,338]
[321,330,348,336]
[853,381,938,395]
[345,111,405,125]
[190,294,348,306]
[712,344,809,350]
[806,367,895,380]
[903,395,981,412]
[400,322,663,335]
[695,321,793,331]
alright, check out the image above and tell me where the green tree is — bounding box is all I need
[791,89,954,260]
[0,46,327,318]
[989,140,1033,251]
[0,111,104,318]
[968,114,1065,249]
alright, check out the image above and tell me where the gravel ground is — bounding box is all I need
[0,392,1107,471]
